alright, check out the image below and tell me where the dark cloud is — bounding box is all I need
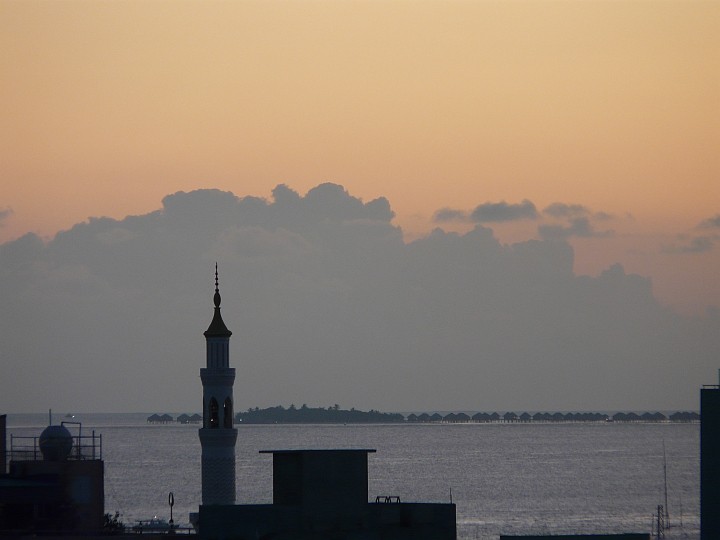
[699,214,720,229]
[0,232,44,276]
[0,184,716,414]
[543,203,590,219]
[303,183,394,223]
[662,215,720,253]
[470,200,537,222]
[539,203,615,239]
[433,208,470,223]
[663,236,715,254]
[267,183,393,229]
[543,202,614,221]
[594,211,614,222]
[538,217,614,240]
[0,206,13,226]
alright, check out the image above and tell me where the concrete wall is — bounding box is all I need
[499,535,650,540]
[199,504,297,539]
[199,502,456,540]
[366,502,457,540]
[271,449,370,527]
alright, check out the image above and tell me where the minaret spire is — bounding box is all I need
[205,264,232,338]
[214,263,220,307]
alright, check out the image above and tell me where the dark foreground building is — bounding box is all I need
[0,420,104,534]
[198,449,456,540]
[701,372,720,540]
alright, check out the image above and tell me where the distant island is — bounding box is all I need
[234,404,405,424]
[146,409,700,424]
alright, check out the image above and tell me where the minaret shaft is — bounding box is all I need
[206,337,230,369]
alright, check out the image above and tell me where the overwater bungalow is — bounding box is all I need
[669,411,699,422]
[147,413,174,424]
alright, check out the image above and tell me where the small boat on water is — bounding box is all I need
[132,516,173,532]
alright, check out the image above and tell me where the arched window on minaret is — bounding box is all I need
[209,397,219,428]
[224,397,233,428]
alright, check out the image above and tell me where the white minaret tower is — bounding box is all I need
[199,264,237,505]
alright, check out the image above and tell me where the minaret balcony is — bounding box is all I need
[200,368,236,387]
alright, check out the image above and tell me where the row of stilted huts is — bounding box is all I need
[407,411,699,423]
[147,413,202,424]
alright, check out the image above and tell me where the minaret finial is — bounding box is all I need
[214,263,221,308]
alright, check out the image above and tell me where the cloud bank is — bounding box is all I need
[470,200,538,222]
[699,214,720,229]
[539,217,614,240]
[664,236,715,254]
[662,213,720,254]
[434,199,617,240]
[0,184,717,413]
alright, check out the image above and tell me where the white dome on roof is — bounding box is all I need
[39,424,73,461]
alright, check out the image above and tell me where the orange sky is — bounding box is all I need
[1,0,718,313]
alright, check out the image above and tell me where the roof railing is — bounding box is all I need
[8,432,102,462]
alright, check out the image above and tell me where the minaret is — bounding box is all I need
[199,264,237,505]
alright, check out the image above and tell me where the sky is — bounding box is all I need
[0,0,719,413]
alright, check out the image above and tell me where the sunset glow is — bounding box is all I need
[1,0,718,313]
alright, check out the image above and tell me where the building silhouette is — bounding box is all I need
[0,419,104,534]
[199,449,456,540]
[701,371,720,540]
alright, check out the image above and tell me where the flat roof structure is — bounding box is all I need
[260,449,376,515]
[199,448,456,539]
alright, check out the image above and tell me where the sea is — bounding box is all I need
[5,413,699,540]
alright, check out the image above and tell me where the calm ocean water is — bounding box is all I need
[6,413,699,539]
